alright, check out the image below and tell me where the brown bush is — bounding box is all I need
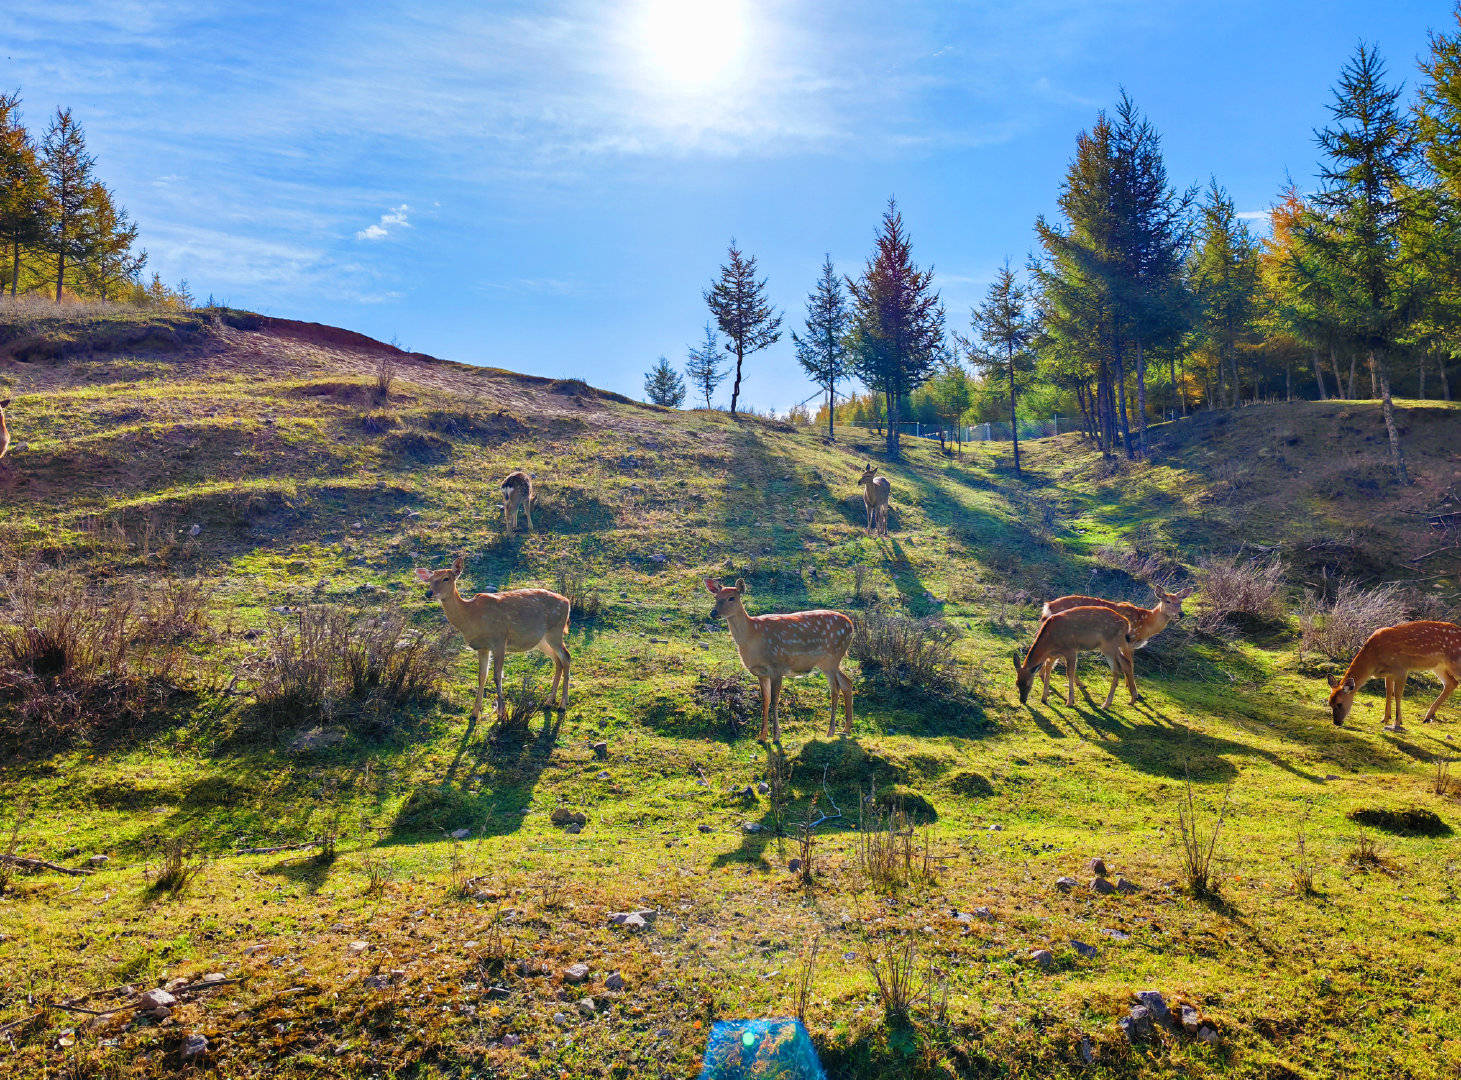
[1297,581,1443,661]
[851,609,961,696]
[1194,554,1287,634]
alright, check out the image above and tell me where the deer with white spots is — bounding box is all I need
[501,471,535,536]
[705,577,854,741]
[1327,620,1461,730]
[416,556,570,720]
[1013,605,1137,708]
[858,464,890,537]
[1038,586,1193,689]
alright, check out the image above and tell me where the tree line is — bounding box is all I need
[0,91,185,305]
[645,8,1461,481]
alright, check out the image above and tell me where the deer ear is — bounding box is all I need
[1343,678,1356,692]
[1176,586,1195,599]
[0,399,9,408]
[452,555,465,574]
[414,568,432,583]
[1010,648,1023,671]
[1327,674,1340,689]
[704,577,721,594]
[734,578,747,593]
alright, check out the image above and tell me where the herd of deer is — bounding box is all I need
[415,464,1461,740]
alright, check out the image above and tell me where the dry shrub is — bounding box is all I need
[553,567,602,622]
[0,563,207,750]
[147,835,204,898]
[1194,554,1287,634]
[851,609,961,697]
[253,606,456,737]
[1176,772,1232,899]
[856,797,937,892]
[1299,580,1451,661]
[692,667,758,737]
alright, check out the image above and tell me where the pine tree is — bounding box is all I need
[684,322,727,409]
[1305,44,1419,482]
[846,199,945,458]
[791,255,852,440]
[73,182,145,300]
[40,108,97,302]
[704,241,782,415]
[644,355,687,407]
[1413,8,1461,400]
[969,261,1037,475]
[0,92,48,298]
[1188,181,1261,407]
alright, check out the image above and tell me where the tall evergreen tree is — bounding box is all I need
[791,255,852,440]
[73,182,145,300]
[846,199,945,458]
[0,91,48,297]
[684,322,727,409]
[1305,44,1419,482]
[969,261,1037,475]
[1413,7,1461,400]
[704,241,782,416]
[644,355,687,407]
[40,107,96,302]
[1188,181,1261,408]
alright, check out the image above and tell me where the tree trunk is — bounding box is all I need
[1374,352,1409,484]
[1008,346,1021,476]
[1285,359,1292,402]
[1312,352,1327,400]
[1347,351,1358,399]
[827,385,835,441]
[730,341,744,415]
[885,389,898,458]
[1331,347,1346,400]
[1114,348,1134,460]
[10,245,18,298]
[55,248,65,302]
[1440,357,1452,401]
[1419,354,1427,400]
[1367,354,1379,400]
[1135,339,1149,459]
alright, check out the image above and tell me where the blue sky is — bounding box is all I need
[2,1,1450,409]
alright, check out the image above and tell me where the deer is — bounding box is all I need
[1327,620,1461,731]
[1013,605,1138,708]
[501,471,535,536]
[416,556,570,720]
[0,398,10,461]
[858,464,890,537]
[704,577,854,742]
[1038,585,1194,689]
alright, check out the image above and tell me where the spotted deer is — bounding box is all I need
[705,577,854,741]
[0,398,10,461]
[1039,586,1193,688]
[1013,605,1138,708]
[1327,620,1461,730]
[858,464,890,536]
[501,471,535,536]
[416,556,570,719]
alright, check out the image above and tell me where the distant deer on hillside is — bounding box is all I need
[417,556,570,720]
[858,464,890,536]
[1013,605,1138,708]
[0,398,10,461]
[1327,620,1461,730]
[501,471,535,536]
[1039,585,1194,688]
[705,577,854,741]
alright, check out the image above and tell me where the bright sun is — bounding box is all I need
[637,0,748,89]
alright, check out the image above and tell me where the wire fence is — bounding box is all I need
[839,416,1081,443]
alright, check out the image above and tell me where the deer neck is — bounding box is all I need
[437,581,484,634]
[723,602,756,650]
[1344,643,1379,686]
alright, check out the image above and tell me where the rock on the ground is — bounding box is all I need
[1115,876,1140,894]
[1070,939,1098,959]
[1030,949,1054,969]
[1135,990,1172,1026]
[1087,857,1108,876]
[502,1033,521,1047]
[1197,1023,1221,1045]
[743,821,762,833]
[450,828,470,840]
[563,963,591,984]
[697,824,713,833]
[1119,1004,1154,1043]
[87,854,109,867]
[605,971,625,992]
[972,906,994,920]
[788,858,803,874]
[1090,876,1117,895]
[181,1033,208,1058]
[363,974,391,990]
[577,997,597,1016]
[551,808,589,829]
[1079,1035,1095,1064]
[552,1011,569,1026]
[1180,1005,1201,1034]
[755,781,770,795]
[291,726,347,753]
[1055,876,1079,891]
[348,940,369,954]
[592,741,608,760]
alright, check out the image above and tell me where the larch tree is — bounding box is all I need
[684,322,727,409]
[0,92,48,297]
[846,198,945,459]
[644,355,687,407]
[704,241,782,416]
[73,182,145,300]
[1413,7,1461,400]
[969,260,1037,475]
[792,254,852,441]
[40,107,97,302]
[1188,181,1261,408]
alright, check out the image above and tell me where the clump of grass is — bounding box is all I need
[1435,760,1456,799]
[252,606,456,737]
[147,836,203,898]
[856,797,937,892]
[1288,806,1320,896]
[359,848,391,895]
[1176,772,1232,899]
[1194,554,1287,634]
[851,609,961,697]
[1346,834,1391,872]
[553,567,603,622]
[859,928,926,1026]
[794,931,822,1024]
[373,353,397,402]
[493,672,544,737]
[692,667,757,738]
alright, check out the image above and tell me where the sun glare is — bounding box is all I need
[637,0,748,89]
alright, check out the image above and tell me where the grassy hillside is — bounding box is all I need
[1,306,1460,1080]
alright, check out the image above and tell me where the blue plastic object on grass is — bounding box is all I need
[696,1019,827,1080]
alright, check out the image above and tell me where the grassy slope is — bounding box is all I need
[2,310,1460,1079]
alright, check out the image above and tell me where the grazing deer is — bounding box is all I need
[0,398,10,461]
[858,464,890,536]
[1039,585,1194,687]
[1327,620,1461,731]
[1013,606,1137,708]
[705,577,854,741]
[501,471,535,536]
[416,556,570,720]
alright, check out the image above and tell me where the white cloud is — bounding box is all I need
[356,204,411,241]
[1236,210,1268,221]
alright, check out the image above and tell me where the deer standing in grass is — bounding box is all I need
[705,577,854,741]
[858,464,890,537]
[417,556,570,720]
[1327,620,1461,731]
[1013,606,1138,708]
[1039,586,1194,689]
[0,398,10,461]
[501,471,535,536]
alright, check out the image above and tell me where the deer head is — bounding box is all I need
[1011,648,1034,704]
[1327,673,1357,726]
[858,463,877,487]
[1153,585,1195,620]
[415,555,466,600]
[704,577,747,620]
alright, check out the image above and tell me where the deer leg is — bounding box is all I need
[525,498,534,533]
[757,676,771,741]
[1122,647,1140,704]
[1101,652,1120,709]
[1383,675,1399,731]
[1065,653,1079,707]
[1425,670,1457,722]
[825,666,839,737]
[493,649,506,719]
[769,675,784,743]
[473,650,487,719]
[842,674,855,736]
[1039,658,1053,704]
[538,639,561,705]
[1393,672,1406,731]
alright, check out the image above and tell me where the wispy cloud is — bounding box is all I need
[356,204,411,241]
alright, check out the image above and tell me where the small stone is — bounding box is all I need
[501,1033,521,1047]
[565,822,583,835]
[1099,927,1130,940]
[1055,876,1079,891]
[1115,876,1140,894]
[755,781,770,795]
[552,1011,569,1026]
[244,945,267,956]
[788,858,803,874]
[596,770,609,779]
[1119,1004,1154,1042]
[577,997,596,1016]
[181,1033,208,1058]
[199,972,226,984]
[1180,1005,1201,1034]
[1079,1035,1095,1064]
[655,1028,673,1039]
[972,906,994,920]
[363,975,390,990]
[743,821,762,833]
[348,940,369,954]
[164,978,189,992]
[1197,1023,1221,1045]
[88,854,109,867]
[550,809,588,830]
[1086,857,1108,876]
[620,912,648,932]
[697,824,713,833]
[592,741,608,760]
[486,985,511,1000]
[1090,876,1117,895]
[188,523,202,537]
[137,989,176,1011]
[1135,991,1171,1026]
[563,963,590,984]
[987,823,1003,831]
[450,828,470,840]
[1030,949,1054,969]
[1070,939,1097,959]
[605,971,625,992]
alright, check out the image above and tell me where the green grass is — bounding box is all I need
[2,312,1461,1078]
